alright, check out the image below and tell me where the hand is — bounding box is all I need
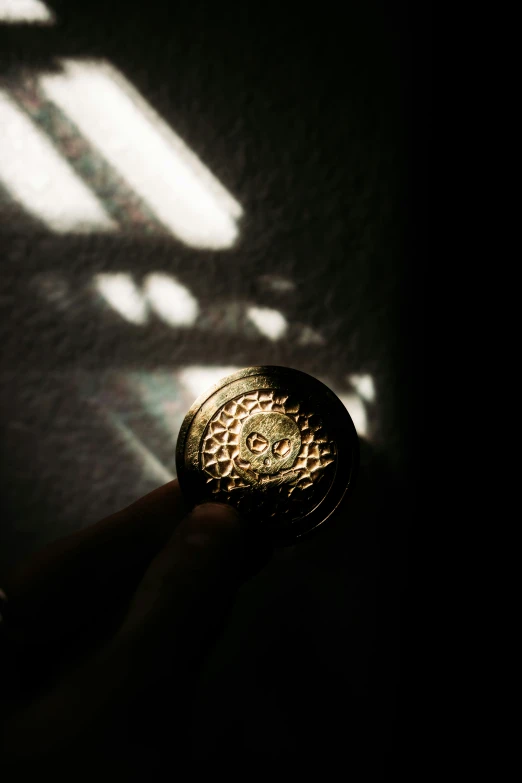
[0,481,272,776]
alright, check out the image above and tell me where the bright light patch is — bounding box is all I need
[0,90,116,233]
[95,273,148,325]
[247,306,288,341]
[298,325,325,346]
[339,393,367,437]
[258,275,296,293]
[144,273,198,327]
[39,59,243,249]
[178,366,241,402]
[0,0,55,24]
[105,411,174,484]
[348,373,375,403]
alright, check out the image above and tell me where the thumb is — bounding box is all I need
[115,502,270,677]
[0,504,271,766]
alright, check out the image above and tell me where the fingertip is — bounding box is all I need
[172,504,244,563]
[193,503,274,578]
[191,502,242,525]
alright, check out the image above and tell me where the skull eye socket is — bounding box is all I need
[272,438,291,458]
[246,432,269,454]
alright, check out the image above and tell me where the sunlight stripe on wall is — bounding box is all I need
[0,90,116,233]
[39,59,243,249]
[0,0,55,24]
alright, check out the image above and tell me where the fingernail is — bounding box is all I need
[186,503,273,577]
[183,503,242,548]
[192,502,242,523]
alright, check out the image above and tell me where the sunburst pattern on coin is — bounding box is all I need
[200,389,337,520]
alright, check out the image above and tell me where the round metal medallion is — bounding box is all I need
[176,366,359,545]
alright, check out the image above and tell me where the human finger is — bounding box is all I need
[1,503,271,768]
[2,480,188,651]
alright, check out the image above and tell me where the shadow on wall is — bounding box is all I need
[0,1,407,761]
[1,0,399,568]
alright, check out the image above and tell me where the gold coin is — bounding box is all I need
[176,366,359,545]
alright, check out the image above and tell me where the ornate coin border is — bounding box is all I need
[176,366,359,545]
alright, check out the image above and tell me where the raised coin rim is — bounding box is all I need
[176,366,359,545]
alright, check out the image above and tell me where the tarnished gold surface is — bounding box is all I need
[176,366,358,545]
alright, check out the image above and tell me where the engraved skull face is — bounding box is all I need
[238,412,301,476]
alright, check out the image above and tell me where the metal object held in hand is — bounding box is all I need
[176,366,359,545]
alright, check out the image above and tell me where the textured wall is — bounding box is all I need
[0,0,411,762]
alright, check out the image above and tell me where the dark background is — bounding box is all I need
[1,0,424,766]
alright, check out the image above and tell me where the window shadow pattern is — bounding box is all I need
[0,1,410,765]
